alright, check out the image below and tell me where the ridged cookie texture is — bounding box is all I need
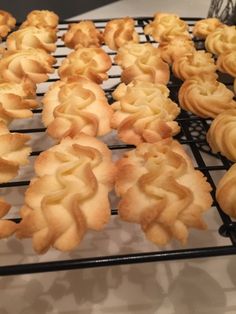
[7,26,57,53]
[0,122,31,183]
[217,51,236,78]
[216,164,236,218]
[159,36,195,65]
[20,10,59,30]
[0,48,56,84]
[104,17,139,51]
[58,48,112,84]
[111,80,180,145]
[172,50,217,81]
[193,18,223,39]
[178,73,236,118]
[42,76,113,140]
[115,139,212,246]
[0,79,37,125]
[16,134,116,253]
[0,198,17,239]
[207,109,236,161]
[144,12,190,42]
[63,21,103,49]
[115,43,161,69]
[205,25,236,55]
[0,10,16,39]
[115,43,169,84]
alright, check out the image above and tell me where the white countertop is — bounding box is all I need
[71,0,210,20]
[2,1,236,313]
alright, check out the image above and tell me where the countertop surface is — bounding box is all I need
[1,1,236,314]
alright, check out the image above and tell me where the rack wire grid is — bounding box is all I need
[1,16,236,277]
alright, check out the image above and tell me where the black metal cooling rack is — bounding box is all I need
[1,17,236,277]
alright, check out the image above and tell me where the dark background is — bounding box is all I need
[0,0,119,21]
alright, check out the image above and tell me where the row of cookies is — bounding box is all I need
[111,16,214,247]
[0,10,59,239]
[204,22,236,161]
[193,19,236,220]
[14,17,119,252]
[62,17,139,51]
[147,14,236,220]
[151,15,236,222]
[13,16,115,252]
[184,17,236,220]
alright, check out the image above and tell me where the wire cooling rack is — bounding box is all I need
[1,17,236,276]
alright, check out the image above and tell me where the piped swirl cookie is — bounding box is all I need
[115,138,212,246]
[159,36,195,64]
[216,164,236,218]
[62,21,103,49]
[117,44,169,85]
[16,134,116,253]
[115,42,161,69]
[20,10,59,30]
[0,48,56,84]
[0,10,16,39]
[121,56,170,85]
[0,122,31,183]
[205,25,236,55]
[178,74,236,118]
[193,18,223,39]
[144,12,190,42]
[111,80,180,145]
[42,76,113,140]
[104,17,139,51]
[172,50,217,81]
[0,79,37,125]
[207,109,236,161]
[217,51,236,78]
[58,48,112,84]
[7,26,57,53]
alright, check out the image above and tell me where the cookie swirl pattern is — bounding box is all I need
[207,109,236,161]
[42,76,113,140]
[178,74,236,118]
[17,134,116,253]
[205,26,236,55]
[63,21,103,49]
[193,18,223,39]
[20,10,59,30]
[172,50,217,80]
[216,164,236,219]
[0,10,16,38]
[58,48,112,84]
[144,13,189,42]
[111,81,180,145]
[104,17,139,51]
[115,139,212,246]
[7,26,57,53]
[0,48,56,84]
[217,51,236,77]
